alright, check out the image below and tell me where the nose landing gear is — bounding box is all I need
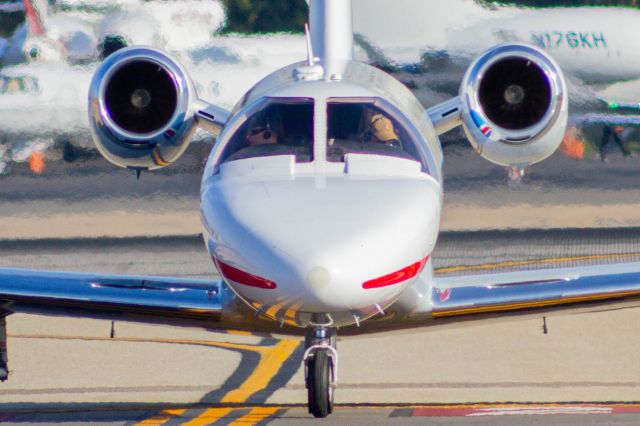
[304,326,337,418]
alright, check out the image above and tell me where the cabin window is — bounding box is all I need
[220,99,314,164]
[326,101,422,165]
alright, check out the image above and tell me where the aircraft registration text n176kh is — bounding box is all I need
[3,0,640,419]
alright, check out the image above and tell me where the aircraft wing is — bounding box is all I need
[0,267,228,323]
[570,113,640,127]
[567,79,640,127]
[430,262,640,319]
[595,79,640,109]
[3,262,640,336]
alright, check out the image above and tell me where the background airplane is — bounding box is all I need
[0,0,226,66]
[352,0,640,116]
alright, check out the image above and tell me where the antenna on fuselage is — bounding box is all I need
[305,23,315,66]
[293,22,323,81]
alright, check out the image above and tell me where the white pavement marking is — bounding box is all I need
[468,406,613,416]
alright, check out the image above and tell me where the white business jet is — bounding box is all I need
[2,0,640,418]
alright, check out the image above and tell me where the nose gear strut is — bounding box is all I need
[303,326,337,418]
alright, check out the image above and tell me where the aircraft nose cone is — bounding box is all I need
[307,266,332,289]
[203,173,441,315]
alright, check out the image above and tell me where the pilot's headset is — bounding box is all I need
[262,119,272,140]
[247,105,282,143]
[248,116,271,139]
[246,110,276,146]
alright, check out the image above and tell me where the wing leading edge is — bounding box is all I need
[431,262,640,319]
[0,268,224,321]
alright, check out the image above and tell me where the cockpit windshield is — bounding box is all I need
[220,99,314,164]
[326,101,423,165]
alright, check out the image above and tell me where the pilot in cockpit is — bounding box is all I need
[246,114,279,146]
[222,101,314,164]
[365,109,401,149]
[326,103,414,163]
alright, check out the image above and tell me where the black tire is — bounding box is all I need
[307,350,332,418]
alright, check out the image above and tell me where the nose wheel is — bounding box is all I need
[304,327,337,418]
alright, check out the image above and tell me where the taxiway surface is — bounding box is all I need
[3,145,640,240]
[1,230,640,424]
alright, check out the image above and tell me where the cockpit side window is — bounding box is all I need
[327,102,423,166]
[220,99,314,164]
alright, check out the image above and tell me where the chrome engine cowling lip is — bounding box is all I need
[88,46,199,170]
[460,43,566,146]
[90,46,193,144]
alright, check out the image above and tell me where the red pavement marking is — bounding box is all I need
[412,407,475,417]
[411,404,640,417]
[613,405,640,414]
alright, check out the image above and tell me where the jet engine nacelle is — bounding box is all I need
[88,47,199,170]
[460,44,568,167]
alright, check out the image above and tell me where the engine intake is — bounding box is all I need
[479,57,551,131]
[88,47,199,170]
[104,60,178,134]
[460,44,568,167]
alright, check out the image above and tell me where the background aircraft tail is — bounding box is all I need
[23,0,47,36]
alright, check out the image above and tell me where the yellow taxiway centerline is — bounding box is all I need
[227,407,282,425]
[135,408,188,425]
[184,339,300,425]
[180,408,236,426]
[221,339,300,403]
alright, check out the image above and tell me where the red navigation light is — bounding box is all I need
[362,256,429,290]
[214,258,277,290]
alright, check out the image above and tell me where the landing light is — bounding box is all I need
[362,257,429,290]
[214,258,277,290]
